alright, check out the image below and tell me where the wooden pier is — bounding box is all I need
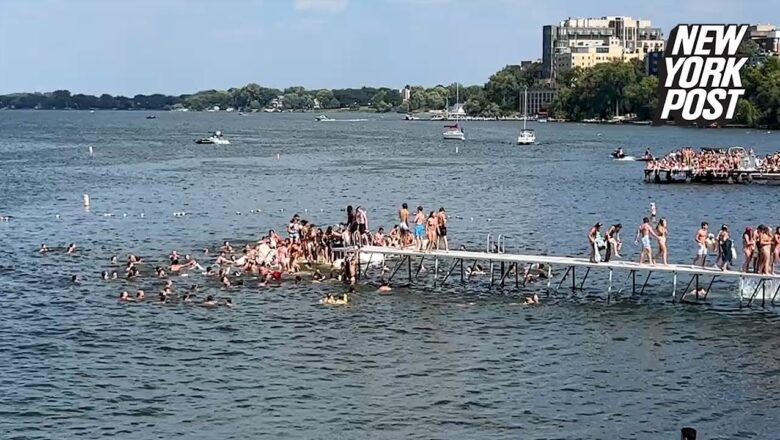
[357,245,780,307]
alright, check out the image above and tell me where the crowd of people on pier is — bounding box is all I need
[43,201,473,309]
[645,147,780,175]
[587,203,780,275]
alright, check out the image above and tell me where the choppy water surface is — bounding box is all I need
[1,111,779,439]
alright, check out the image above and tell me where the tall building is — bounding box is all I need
[749,24,780,55]
[542,16,664,80]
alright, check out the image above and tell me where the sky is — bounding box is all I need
[0,0,778,95]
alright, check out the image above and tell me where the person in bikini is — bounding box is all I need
[693,222,709,267]
[742,226,755,273]
[655,218,669,265]
[603,224,622,262]
[757,225,773,274]
[425,211,438,251]
[634,217,657,265]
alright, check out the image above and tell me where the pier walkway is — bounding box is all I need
[358,246,780,307]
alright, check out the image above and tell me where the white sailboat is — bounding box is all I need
[443,83,465,141]
[517,86,536,145]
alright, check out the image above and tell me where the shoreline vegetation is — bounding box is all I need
[1,55,778,128]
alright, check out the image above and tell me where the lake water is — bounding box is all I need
[1,110,779,439]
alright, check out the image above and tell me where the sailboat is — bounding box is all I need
[517,86,536,145]
[443,83,465,141]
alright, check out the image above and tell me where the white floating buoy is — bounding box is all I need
[276,153,280,160]
[455,145,459,153]
[83,194,90,207]
[280,208,284,212]
[304,209,308,213]
[487,218,492,222]
[470,217,474,222]
[235,211,241,215]
[88,146,94,157]
[320,209,324,212]
[140,213,145,218]
[250,209,255,213]
[123,213,127,218]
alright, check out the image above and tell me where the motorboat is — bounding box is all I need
[517,128,536,145]
[404,114,419,121]
[146,115,156,119]
[195,130,230,145]
[537,117,549,123]
[315,114,334,122]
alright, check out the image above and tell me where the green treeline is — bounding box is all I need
[1,55,778,128]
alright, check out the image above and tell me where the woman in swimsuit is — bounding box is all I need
[436,207,448,251]
[655,218,668,265]
[604,224,622,262]
[774,226,780,273]
[426,212,438,251]
[757,225,773,274]
[742,227,755,273]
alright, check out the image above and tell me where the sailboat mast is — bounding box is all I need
[455,83,459,123]
[523,86,528,130]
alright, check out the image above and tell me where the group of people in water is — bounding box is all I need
[588,203,780,274]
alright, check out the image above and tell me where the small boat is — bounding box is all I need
[195,130,230,145]
[517,87,536,145]
[517,128,536,145]
[611,148,628,159]
[537,117,548,123]
[443,84,465,141]
[146,115,156,119]
[315,114,334,122]
[404,114,419,121]
[443,123,465,141]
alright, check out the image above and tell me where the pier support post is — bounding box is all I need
[460,259,464,283]
[415,256,426,279]
[578,267,591,291]
[771,282,780,306]
[639,271,653,295]
[387,255,408,282]
[408,256,412,284]
[434,257,439,286]
[607,269,613,303]
[571,266,576,291]
[702,275,717,301]
[441,259,461,286]
[555,267,572,293]
[672,272,677,302]
[515,263,520,288]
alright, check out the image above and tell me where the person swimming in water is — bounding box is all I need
[66,243,77,255]
[202,295,217,307]
[378,280,392,293]
[524,293,540,305]
[223,298,234,308]
[119,291,132,301]
[135,290,146,301]
[40,244,49,254]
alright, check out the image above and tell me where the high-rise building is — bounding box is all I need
[749,24,780,55]
[542,16,664,80]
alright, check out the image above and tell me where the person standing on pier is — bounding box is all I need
[742,227,755,272]
[717,225,734,271]
[655,218,669,265]
[588,223,602,263]
[414,206,425,251]
[603,224,622,262]
[398,203,409,231]
[436,207,449,251]
[635,217,657,265]
[693,222,709,267]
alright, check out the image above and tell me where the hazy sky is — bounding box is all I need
[0,0,776,95]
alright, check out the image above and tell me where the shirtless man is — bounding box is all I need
[437,207,449,251]
[398,203,410,231]
[693,222,709,267]
[634,217,658,265]
[414,206,425,251]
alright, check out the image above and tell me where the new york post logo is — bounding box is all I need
[654,24,749,126]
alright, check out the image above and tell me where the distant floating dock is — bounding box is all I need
[644,169,780,184]
[358,245,780,308]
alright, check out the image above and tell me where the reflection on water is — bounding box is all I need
[1,111,779,439]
